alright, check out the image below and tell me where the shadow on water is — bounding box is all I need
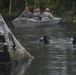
[9,23,76,75]
[0,58,33,75]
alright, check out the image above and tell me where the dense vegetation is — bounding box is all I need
[0,0,76,19]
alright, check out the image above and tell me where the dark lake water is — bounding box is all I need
[1,23,76,75]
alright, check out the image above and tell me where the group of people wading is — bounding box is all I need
[20,7,54,20]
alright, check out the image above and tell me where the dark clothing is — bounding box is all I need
[0,35,6,43]
[72,36,76,44]
[0,43,10,62]
[39,35,49,44]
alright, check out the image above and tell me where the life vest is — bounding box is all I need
[34,9,40,12]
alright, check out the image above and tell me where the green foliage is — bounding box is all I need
[0,0,75,17]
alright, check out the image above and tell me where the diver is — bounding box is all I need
[71,36,76,45]
[39,35,49,44]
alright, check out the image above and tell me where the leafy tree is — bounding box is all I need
[0,0,75,17]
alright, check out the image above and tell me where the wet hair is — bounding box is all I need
[72,36,76,44]
[39,35,49,44]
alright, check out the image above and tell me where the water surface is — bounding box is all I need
[1,23,76,75]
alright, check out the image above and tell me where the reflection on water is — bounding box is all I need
[10,59,33,75]
[12,24,76,75]
[1,23,76,75]
[0,58,33,75]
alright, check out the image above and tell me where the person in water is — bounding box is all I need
[71,36,76,45]
[42,8,53,20]
[33,8,41,20]
[39,35,49,44]
[20,7,32,19]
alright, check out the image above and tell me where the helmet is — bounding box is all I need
[45,8,51,12]
[37,8,40,11]
[34,8,40,12]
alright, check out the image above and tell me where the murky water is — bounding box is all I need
[1,23,76,75]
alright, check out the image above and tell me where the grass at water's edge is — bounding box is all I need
[1,13,20,28]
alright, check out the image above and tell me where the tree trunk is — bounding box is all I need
[9,0,12,14]
[0,0,2,8]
